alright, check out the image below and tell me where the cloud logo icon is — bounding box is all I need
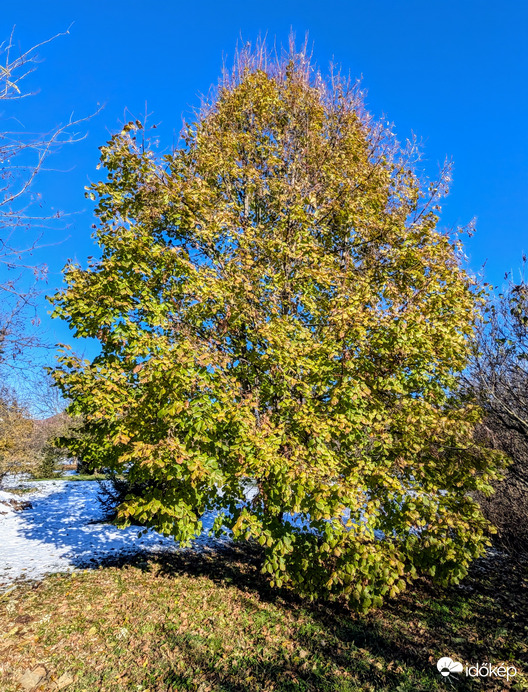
[437,657,464,677]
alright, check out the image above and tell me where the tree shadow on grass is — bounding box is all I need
[88,544,527,692]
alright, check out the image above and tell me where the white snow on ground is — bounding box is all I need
[0,480,227,591]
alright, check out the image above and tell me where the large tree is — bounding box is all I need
[51,46,504,609]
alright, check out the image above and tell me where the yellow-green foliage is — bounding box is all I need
[0,388,35,482]
[50,48,505,610]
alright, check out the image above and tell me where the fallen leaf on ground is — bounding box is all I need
[18,665,47,690]
[54,672,75,689]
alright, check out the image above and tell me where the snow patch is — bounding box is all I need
[0,480,227,591]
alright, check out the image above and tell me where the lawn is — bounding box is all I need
[0,545,526,691]
[29,474,107,483]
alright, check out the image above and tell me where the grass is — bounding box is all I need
[0,546,526,691]
[29,473,107,482]
[4,486,36,495]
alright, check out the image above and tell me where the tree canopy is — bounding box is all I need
[0,386,34,484]
[50,45,504,609]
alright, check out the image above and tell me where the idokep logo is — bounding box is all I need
[437,657,463,677]
[466,662,517,681]
[436,657,517,682]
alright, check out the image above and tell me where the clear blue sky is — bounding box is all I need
[2,0,528,367]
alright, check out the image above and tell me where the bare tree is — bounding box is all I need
[469,259,528,554]
[0,27,92,367]
[471,261,528,485]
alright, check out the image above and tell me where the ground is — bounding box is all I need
[0,481,526,691]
